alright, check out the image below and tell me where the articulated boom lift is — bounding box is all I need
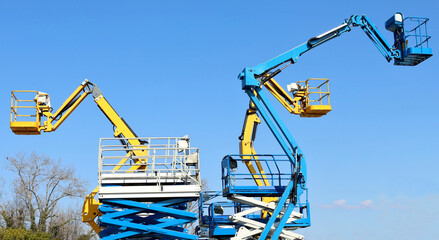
[11,80,202,239]
[11,79,148,232]
[200,13,432,240]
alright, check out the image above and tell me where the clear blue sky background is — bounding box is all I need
[1,1,438,239]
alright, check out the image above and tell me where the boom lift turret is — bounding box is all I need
[200,13,432,240]
[11,80,202,240]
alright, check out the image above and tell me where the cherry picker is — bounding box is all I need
[200,13,432,240]
[10,80,202,239]
[11,79,149,232]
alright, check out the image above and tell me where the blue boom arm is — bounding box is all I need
[240,13,432,89]
[239,13,433,167]
[235,14,432,235]
[201,13,432,239]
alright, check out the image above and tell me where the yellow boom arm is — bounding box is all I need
[238,78,331,216]
[237,77,332,186]
[263,77,331,117]
[10,79,148,233]
[238,100,276,215]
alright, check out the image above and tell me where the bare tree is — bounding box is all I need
[4,152,87,235]
[0,197,26,229]
[48,206,96,240]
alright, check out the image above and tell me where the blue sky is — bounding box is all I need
[1,1,438,239]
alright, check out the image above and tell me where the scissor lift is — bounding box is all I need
[222,155,309,240]
[200,155,309,240]
[97,136,201,240]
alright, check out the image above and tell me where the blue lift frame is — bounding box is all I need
[198,191,237,238]
[221,154,310,231]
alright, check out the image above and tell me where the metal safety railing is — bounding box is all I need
[98,136,201,190]
[221,154,294,194]
[10,90,48,124]
[404,17,431,49]
[296,78,330,108]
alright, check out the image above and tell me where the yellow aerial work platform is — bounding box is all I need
[10,80,152,233]
[10,90,51,135]
[293,78,332,117]
[264,77,331,118]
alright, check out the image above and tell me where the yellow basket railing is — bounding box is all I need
[296,78,330,106]
[295,78,331,117]
[10,90,49,135]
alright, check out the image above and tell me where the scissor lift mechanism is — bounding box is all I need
[98,137,201,239]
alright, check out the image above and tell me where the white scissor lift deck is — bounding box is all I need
[97,136,201,240]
